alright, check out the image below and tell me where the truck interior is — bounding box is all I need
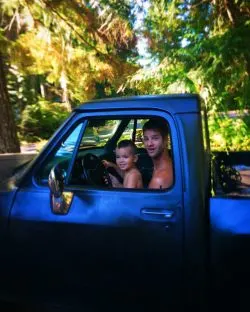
[35,116,172,189]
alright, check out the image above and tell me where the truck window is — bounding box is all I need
[119,119,147,148]
[69,117,173,190]
[81,119,121,147]
[35,116,173,191]
[35,123,84,184]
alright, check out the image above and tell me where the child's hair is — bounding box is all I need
[143,118,169,139]
[117,139,137,155]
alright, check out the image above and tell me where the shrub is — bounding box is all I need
[208,114,250,151]
[19,99,69,142]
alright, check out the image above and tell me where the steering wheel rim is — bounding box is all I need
[82,153,112,187]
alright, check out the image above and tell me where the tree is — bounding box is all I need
[0,53,20,153]
[8,0,139,105]
[129,0,250,112]
[0,0,139,148]
[0,0,23,153]
[125,0,250,151]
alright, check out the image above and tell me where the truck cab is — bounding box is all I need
[0,94,249,310]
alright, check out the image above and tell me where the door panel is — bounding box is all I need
[8,110,184,307]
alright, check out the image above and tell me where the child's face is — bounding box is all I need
[115,147,137,171]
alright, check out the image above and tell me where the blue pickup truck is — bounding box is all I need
[0,94,250,311]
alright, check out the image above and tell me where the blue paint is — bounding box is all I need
[0,94,249,309]
[210,197,250,234]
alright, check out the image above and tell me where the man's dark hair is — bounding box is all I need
[142,118,169,138]
[117,139,137,155]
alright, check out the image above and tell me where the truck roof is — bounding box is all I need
[74,94,202,114]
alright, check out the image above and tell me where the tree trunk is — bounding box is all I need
[0,53,20,153]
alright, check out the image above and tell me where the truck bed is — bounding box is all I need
[210,169,250,309]
[213,151,250,197]
[215,169,250,197]
[0,154,36,189]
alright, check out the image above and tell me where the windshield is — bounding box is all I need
[80,119,121,147]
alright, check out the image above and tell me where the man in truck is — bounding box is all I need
[142,118,173,189]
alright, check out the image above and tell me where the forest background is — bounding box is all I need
[0,0,250,153]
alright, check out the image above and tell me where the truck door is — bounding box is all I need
[8,110,184,308]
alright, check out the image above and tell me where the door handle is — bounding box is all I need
[141,209,174,219]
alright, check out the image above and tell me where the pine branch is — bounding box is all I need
[40,0,112,61]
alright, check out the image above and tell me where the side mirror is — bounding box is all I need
[48,165,65,197]
[48,165,73,214]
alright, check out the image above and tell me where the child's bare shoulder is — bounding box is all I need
[128,168,142,177]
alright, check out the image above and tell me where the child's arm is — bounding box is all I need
[102,160,117,169]
[109,174,123,188]
[102,160,124,187]
[102,160,123,176]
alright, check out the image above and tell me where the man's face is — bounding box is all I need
[143,129,166,159]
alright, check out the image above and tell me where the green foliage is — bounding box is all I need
[7,67,41,123]
[19,99,69,142]
[208,114,250,151]
[213,157,242,193]
[1,0,250,152]
[0,0,140,151]
[129,0,250,109]
[126,0,250,151]
[1,0,139,111]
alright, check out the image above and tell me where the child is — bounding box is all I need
[103,140,143,188]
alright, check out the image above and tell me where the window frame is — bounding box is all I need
[33,110,179,193]
[33,120,87,186]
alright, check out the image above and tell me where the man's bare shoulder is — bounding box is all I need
[148,169,173,189]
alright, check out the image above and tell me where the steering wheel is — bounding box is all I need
[81,153,112,187]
